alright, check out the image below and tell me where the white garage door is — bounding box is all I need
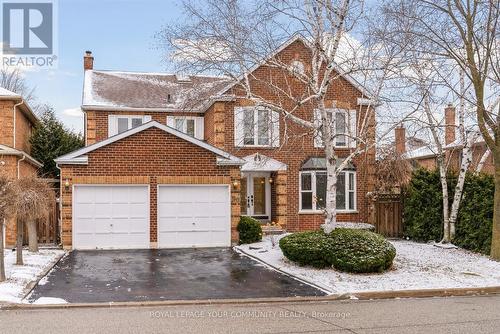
[73,185,150,249]
[158,185,231,248]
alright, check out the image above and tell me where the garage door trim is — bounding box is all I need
[72,184,150,250]
[156,184,231,248]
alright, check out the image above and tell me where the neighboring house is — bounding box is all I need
[55,36,376,250]
[0,87,43,246]
[397,105,494,174]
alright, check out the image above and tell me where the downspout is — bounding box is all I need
[17,153,26,179]
[13,100,24,149]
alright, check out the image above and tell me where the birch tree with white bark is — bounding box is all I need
[158,0,413,232]
[378,0,500,258]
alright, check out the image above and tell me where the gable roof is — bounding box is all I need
[220,34,374,100]
[0,144,43,167]
[0,87,38,124]
[82,70,232,112]
[0,87,21,98]
[55,121,245,166]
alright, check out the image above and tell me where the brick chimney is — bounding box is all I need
[84,51,94,70]
[445,104,456,145]
[395,126,406,154]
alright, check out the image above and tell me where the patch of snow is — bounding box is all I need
[235,236,500,294]
[32,297,67,305]
[334,222,374,230]
[0,249,65,303]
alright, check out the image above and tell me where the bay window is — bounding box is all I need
[299,170,356,212]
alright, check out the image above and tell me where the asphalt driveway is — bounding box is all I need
[29,248,325,303]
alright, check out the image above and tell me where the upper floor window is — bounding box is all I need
[313,108,357,148]
[166,116,204,140]
[108,115,151,137]
[234,107,279,148]
[291,60,305,75]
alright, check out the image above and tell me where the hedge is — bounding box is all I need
[403,169,493,254]
[279,229,396,272]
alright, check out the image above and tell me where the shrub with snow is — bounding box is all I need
[279,231,334,268]
[237,216,262,244]
[326,229,396,273]
[279,229,396,273]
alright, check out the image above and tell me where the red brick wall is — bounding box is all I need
[59,127,240,249]
[85,110,204,144]
[218,40,376,231]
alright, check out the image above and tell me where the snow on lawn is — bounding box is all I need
[235,235,500,294]
[0,249,65,303]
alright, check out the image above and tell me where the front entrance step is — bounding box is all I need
[261,225,285,235]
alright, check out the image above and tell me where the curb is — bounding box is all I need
[21,251,66,300]
[1,286,500,310]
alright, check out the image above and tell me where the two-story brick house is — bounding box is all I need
[56,36,376,250]
[0,87,43,246]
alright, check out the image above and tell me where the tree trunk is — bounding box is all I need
[27,220,38,252]
[491,152,500,260]
[16,218,23,265]
[0,220,5,282]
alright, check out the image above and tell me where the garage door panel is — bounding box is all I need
[73,185,149,249]
[158,185,230,248]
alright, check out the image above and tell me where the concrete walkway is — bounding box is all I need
[3,295,499,333]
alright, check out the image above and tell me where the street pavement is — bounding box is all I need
[1,295,499,333]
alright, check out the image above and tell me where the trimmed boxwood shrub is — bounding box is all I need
[326,229,396,273]
[237,216,262,244]
[279,229,396,273]
[279,231,334,268]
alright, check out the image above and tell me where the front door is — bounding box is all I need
[241,172,271,220]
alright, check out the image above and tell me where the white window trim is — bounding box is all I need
[241,107,274,148]
[167,116,204,140]
[313,108,356,149]
[173,116,196,135]
[298,170,356,213]
[109,114,151,137]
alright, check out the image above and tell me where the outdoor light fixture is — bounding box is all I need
[64,179,70,190]
[269,178,274,184]
[232,180,239,189]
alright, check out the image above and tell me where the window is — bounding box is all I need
[291,60,305,75]
[335,112,347,146]
[175,118,195,137]
[313,109,355,148]
[167,116,204,140]
[299,170,356,211]
[116,116,144,134]
[241,108,272,146]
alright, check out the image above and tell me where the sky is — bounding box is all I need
[19,0,184,133]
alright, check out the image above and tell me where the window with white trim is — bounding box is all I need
[166,116,204,140]
[243,108,270,146]
[313,109,356,148]
[175,118,195,137]
[299,170,356,211]
[108,115,151,137]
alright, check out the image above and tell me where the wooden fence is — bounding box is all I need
[23,198,59,245]
[372,193,403,238]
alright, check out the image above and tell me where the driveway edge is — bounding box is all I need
[2,286,500,310]
[21,251,66,301]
